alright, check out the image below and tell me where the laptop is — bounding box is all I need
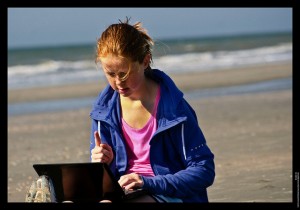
[33,162,147,203]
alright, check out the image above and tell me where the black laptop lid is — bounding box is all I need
[33,162,124,203]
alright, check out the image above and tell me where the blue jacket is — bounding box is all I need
[90,69,215,202]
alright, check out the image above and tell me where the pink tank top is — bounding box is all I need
[121,86,160,177]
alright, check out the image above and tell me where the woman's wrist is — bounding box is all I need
[139,175,144,188]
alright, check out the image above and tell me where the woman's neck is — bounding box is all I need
[120,78,158,113]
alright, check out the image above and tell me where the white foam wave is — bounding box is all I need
[8,43,292,90]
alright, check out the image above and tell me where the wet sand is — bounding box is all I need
[7,62,293,203]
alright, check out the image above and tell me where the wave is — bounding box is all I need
[8,42,292,90]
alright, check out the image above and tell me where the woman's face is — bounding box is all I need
[100,55,149,98]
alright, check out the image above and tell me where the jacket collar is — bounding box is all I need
[90,69,186,126]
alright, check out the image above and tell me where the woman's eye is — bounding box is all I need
[108,73,115,77]
[118,72,126,78]
[106,71,128,80]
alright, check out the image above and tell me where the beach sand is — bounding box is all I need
[7,62,293,202]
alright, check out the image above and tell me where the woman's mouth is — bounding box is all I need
[118,87,129,94]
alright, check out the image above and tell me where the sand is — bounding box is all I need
[7,62,293,203]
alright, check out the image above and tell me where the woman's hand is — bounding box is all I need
[91,131,114,165]
[118,173,144,190]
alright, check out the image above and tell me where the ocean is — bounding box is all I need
[8,31,292,90]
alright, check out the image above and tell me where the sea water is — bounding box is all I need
[8,31,292,90]
[7,32,292,115]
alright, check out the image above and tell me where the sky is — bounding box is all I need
[7,8,292,49]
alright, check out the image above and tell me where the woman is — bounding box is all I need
[90,17,215,203]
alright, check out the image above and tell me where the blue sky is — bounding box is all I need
[8,8,292,49]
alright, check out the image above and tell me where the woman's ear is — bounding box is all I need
[143,54,151,68]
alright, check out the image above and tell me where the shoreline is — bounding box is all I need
[8,77,292,116]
